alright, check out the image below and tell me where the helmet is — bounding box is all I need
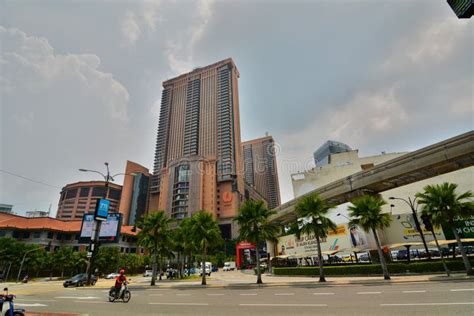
[119,269,125,275]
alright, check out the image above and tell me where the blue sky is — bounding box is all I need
[0,0,472,215]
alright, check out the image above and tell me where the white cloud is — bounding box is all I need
[121,0,161,46]
[0,26,131,211]
[381,18,469,72]
[121,11,141,46]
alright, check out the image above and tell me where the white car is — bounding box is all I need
[143,270,153,277]
[105,272,119,279]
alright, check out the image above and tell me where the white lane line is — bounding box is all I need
[55,296,99,299]
[274,293,295,296]
[149,293,163,296]
[239,293,258,296]
[74,301,106,304]
[450,289,474,292]
[240,303,327,307]
[207,293,225,296]
[313,292,335,296]
[15,299,57,302]
[402,290,426,293]
[176,293,191,296]
[15,303,48,307]
[357,292,381,295]
[381,302,474,306]
[149,303,209,306]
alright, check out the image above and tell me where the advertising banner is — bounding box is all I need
[441,215,474,239]
[276,224,371,257]
[79,213,122,243]
[383,213,445,245]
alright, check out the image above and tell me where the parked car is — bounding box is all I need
[105,272,119,279]
[143,270,153,277]
[223,261,236,271]
[211,266,218,272]
[198,262,212,276]
[63,273,96,287]
[358,253,370,262]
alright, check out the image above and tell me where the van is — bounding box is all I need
[223,261,236,271]
[198,262,212,276]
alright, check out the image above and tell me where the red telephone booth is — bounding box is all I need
[236,241,256,269]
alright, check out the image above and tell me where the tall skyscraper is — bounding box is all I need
[313,140,352,167]
[148,58,244,237]
[242,135,281,209]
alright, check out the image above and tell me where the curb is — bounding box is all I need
[75,275,474,290]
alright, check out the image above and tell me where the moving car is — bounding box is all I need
[105,272,120,279]
[63,273,96,287]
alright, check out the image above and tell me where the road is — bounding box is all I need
[4,276,473,315]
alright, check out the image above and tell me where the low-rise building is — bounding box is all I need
[0,212,142,255]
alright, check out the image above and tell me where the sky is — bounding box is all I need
[0,0,472,216]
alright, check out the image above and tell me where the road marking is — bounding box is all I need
[15,303,48,307]
[149,303,209,306]
[15,299,57,302]
[207,293,225,296]
[381,302,474,306]
[402,290,426,293]
[274,293,294,296]
[240,303,327,307]
[313,292,335,295]
[239,293,258,296]
[177,293,191,296]
[357,291,381,295]
[56,296,99,299]
[450,289,474,292]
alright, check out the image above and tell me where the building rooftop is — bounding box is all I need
[0,212,137,236]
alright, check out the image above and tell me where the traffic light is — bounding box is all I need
[420,214,433,232]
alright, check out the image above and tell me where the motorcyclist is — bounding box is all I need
[114,269,127,299]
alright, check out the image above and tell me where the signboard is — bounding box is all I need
[383,213,445,245]
[276,224,369,257]
[79,213,122,244]
[442,215,474,239]
[94,198,110,221]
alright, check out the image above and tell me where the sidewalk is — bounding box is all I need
[91,271,474,289]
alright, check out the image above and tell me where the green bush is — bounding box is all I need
[273,260,474,276]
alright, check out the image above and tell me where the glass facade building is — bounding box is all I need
[313,141,352,167]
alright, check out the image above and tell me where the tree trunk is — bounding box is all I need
[452,226,472,275]
[431,230,450,277]
[201,243,207,286]
[151,250,157,286]
[256,241,262,284]
[372,228,390,280]
[316,236,326,282]
[158,256,162,281]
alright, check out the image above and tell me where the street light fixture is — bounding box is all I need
[78,162,137,285]
[389,196,431,259]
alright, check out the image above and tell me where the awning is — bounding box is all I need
[384,242,423,249]
[428,238,474,246]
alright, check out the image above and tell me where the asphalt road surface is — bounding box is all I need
[7,280,474,316]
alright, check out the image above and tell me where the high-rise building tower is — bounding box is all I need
[148,58,244,237]
[242,135,281,209]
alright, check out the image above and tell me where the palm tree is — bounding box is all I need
[416,182,474,275]
[234,200,279,284]
[348,195,391,280]
[189,210,223,285]
[294,193,337,282]
[137,211,173,286]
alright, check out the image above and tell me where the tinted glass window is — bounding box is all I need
[65,189,77,199]
[108,188,121,200]
[33,232,41,238]
[92,187,106,197]
[79,187,90,197]
[47,232,54,239]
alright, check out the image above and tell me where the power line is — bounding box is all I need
[0,169,60,189]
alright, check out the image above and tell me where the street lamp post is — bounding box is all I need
[389,196,431,260]
[16,247,41,283]
[79,162,136,285]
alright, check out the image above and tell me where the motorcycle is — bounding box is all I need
[0,288,25,316]
[108,282,131,303]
